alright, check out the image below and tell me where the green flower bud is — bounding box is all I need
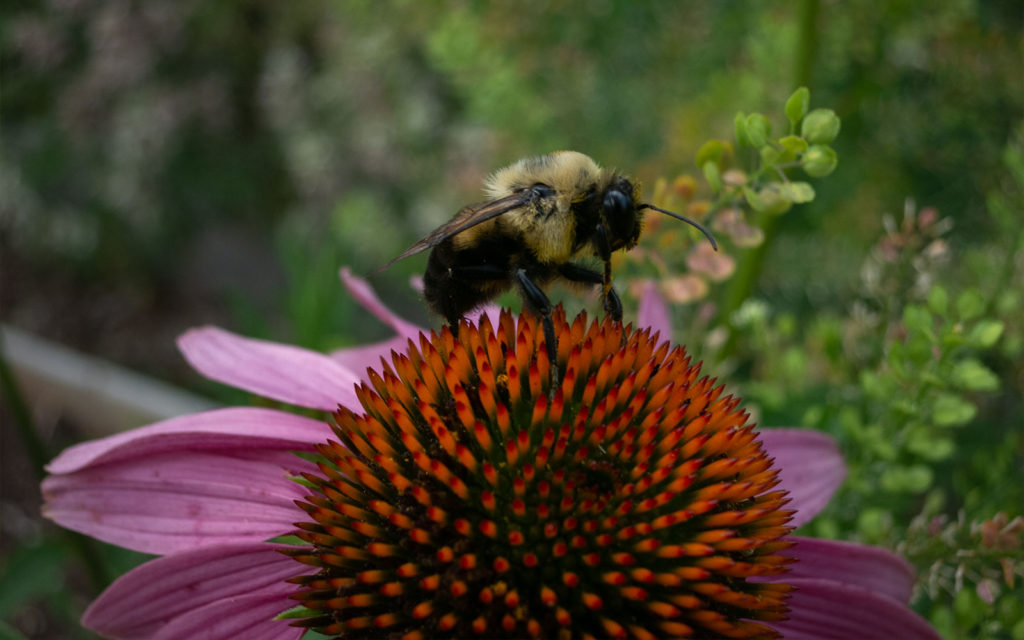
[779,181,815,204]
[801,145,838,177]
[800,108,841,144]
[745,183,792,215]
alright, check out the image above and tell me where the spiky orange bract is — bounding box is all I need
[288,308,794,639]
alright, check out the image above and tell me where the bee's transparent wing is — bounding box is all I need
[379,191,531,270]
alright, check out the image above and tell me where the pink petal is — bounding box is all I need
[637,280,672,337]
[409,274,424,292]
[84,542,311,640]
[472,304,506,331]
[330,335,415,380]
[153,591,304,640]
[774,536,916,603]
[46,407,329,474]
[770,578,941,640]
[43,440,314,554]
[178,326,360,411]
[339,267,423,340]
[759,428,845,528]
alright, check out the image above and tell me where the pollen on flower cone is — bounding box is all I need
[287,308,794,639]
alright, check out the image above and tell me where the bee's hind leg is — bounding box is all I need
[513,268,560,396]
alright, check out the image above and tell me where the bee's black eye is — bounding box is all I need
[603,188,630,216]
[603,186,636,241]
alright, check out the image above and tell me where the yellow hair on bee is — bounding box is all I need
[471,151,612,263]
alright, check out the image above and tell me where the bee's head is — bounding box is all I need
[602,178,643,250]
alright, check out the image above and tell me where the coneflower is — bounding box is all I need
[41,269,940,640]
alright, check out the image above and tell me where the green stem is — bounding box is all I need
[717,0,819,357]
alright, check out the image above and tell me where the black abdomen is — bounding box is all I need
[423,235,516,326]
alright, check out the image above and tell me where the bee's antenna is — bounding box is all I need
[639,204,718,251]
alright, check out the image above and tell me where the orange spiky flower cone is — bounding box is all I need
[289,308,794,639]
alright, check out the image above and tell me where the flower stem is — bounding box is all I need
[718,0,819,358]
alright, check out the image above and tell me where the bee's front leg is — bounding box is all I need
[591,224,623,322]
[558,262,622,322]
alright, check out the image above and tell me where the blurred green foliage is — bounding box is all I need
[3,1,1024,639]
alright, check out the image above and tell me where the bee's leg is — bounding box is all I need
[558,263,623,322]
[513,268,559,394]
[591,224,622,322]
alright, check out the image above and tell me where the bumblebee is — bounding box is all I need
[385,151,716,360]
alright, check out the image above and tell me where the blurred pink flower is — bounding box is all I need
[41,269,939,639]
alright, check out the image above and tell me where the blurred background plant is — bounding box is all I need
[2,1,1023,639]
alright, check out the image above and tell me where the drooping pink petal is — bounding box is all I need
[637,280,672,338]
[759,428,845,528]
[43,440,313,554]
[83,542,311,640]
[770,578,941,640]
[178,327,360,411]
[339,267,423,340]
[152,590,304,640]
[330,335,418,380]
[46,407,329,474]
[774,536,916,604]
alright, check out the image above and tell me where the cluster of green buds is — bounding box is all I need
[705,86,840,216]
[620,87,842,308]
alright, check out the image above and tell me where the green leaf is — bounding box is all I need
[907,430,955,461]
[778,181,815,203]
[742,185,765,211]
[734,111,750,147]
[887,340,908,377]
[969,319,1004,348]
[695,139,726,169]
[744,113,770,148]
[927,285,949,316]
[905,332,934,365]
[864,424,898,460]
[800,108,841,143]
[880,464,934,493]
[801,144,838,177]
[759,145,781,168]
[702,161,722,194]
[902,304,933,335]
[956,289,985,320]
[932,393,977,427]
[778,135,809,154]
[951,358,1000,391]
[857,507,890,537]
[859,370,887,399]
[785,87,810,127]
